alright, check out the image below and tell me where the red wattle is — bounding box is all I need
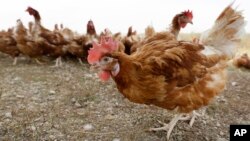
[98,71,111,81]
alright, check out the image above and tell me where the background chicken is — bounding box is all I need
[0,28,20,65]
[100,28,125,53]
[121,26,140,55]
[85,20,98,46]
[26,7,67,45]
[14,19,45,64]
[130,10,193,54]
[169,10,193,38]
[87,3,245,140]
[233,53,250,69]
[26,6,70,66]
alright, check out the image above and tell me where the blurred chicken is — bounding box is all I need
[26,6,69,66]
[65,36,87,64]
[26,6,66,44]
[233,53,250,69]
[169,10,193,38]
[0,29,20,65]
[85,20,98,46]
[87,3,245,140]
[122,26,140,55]
[130,10,193,54]
[14,19,44,64]
[100,28,125,52]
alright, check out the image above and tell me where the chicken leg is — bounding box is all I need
[149,110,205,140]
[78,58,84,65]
[53,57,62,67]
[12,57,18,65]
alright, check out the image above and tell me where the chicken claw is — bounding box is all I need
[149,110,206,140]
[35,58,45,65]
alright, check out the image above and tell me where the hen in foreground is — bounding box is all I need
[87,3,245,140]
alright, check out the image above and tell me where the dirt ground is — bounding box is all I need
[0,53,249,141]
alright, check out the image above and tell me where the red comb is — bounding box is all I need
[87,36,118,64]
[182,10,193,19]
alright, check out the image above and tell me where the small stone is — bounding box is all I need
[216,122,221,127]
[34,117,41,122]
[75,101,81,108]
[84,74,93,78]
[113,138,120,141]
[13,77,20,81]
[83,124,94,131]
[49,90,56,95]
[54,124,60,128]
[71,98,76,103]
[49,135,55,140]
[216,137,227,141]
[219,131,224,136]
[16,95,24,98]
[219,98,227,103]
[204,137,209,141]
[202,120,207,125]
[76,108,86,115]
[231,82,237,86]
[48,96,55,100]
[34,90,39,94]
[65,77,70,82]
[31,125,36,131]
[5,112,12,118]
[105,114,116,120]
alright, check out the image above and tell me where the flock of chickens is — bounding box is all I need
[0,6,138,66]
[0,3,249,140]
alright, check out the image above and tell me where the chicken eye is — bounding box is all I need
[182,15,187,19]
[103,58,109,62]
[103,57,109,62]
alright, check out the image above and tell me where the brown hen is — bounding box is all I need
[87,3,245,140]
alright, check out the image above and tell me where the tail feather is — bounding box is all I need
[144,26,155,38]
[200,3,246,58]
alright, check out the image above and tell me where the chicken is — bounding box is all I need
[122,26,140,55]
[54,24,87,64]
[100,28,125,53]
[26,6,69,66]
[130,10,193,54]
[0,29,20,65]
[233,53,250,69]
[67,19,99,63]
[26,7,68,42]
[169,10,193,38]
[85,20,99,46]
[54,24,59,32]
[63,20,98,64]
[13,19,44,64]
[66,37,87,64]
[87,3,245,140]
